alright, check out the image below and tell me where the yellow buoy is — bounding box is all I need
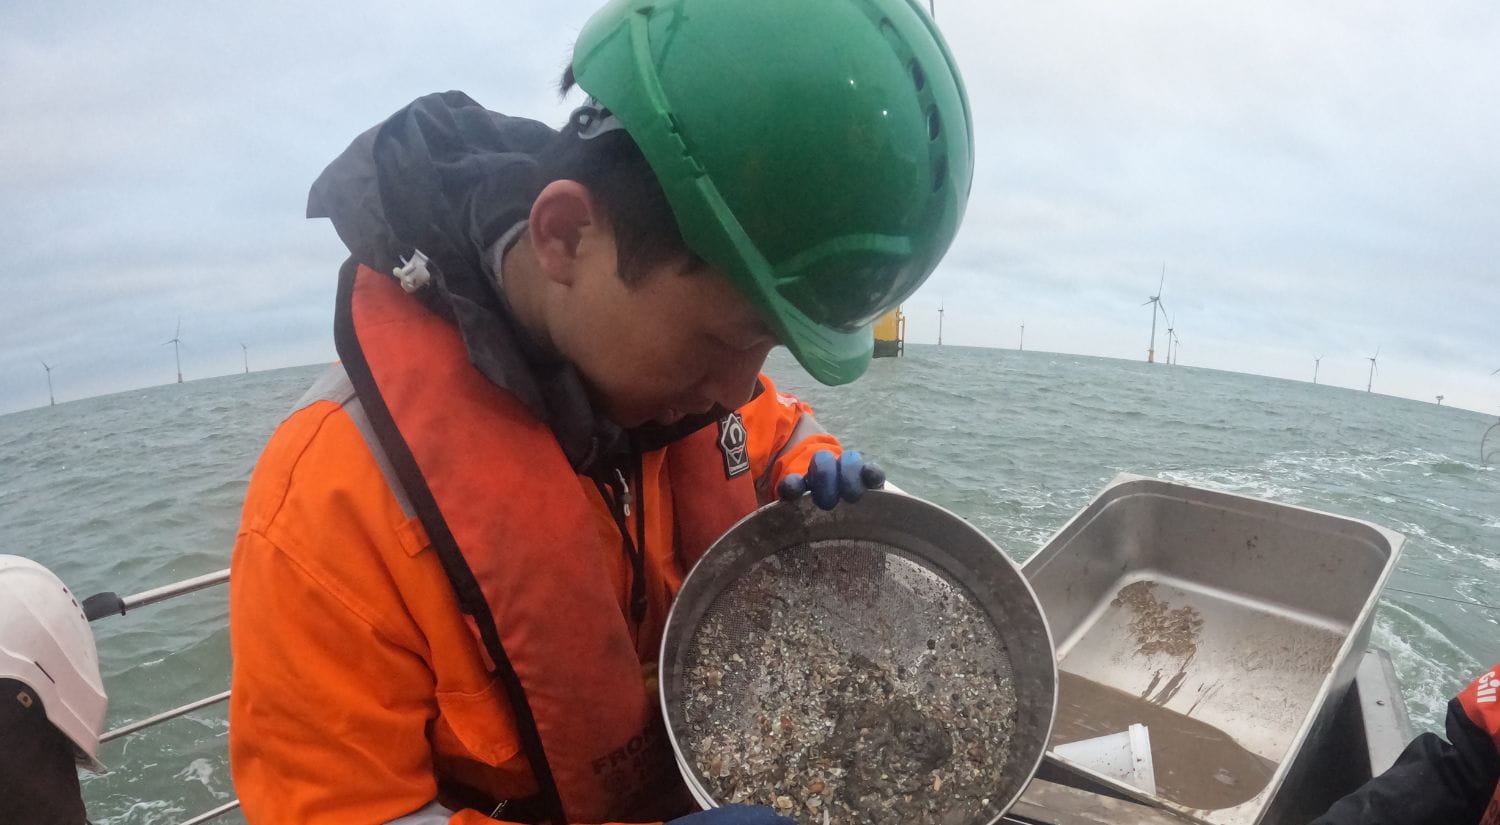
[873,307,905,358]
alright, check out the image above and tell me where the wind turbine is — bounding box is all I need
[164,317,183,384]
[40,360,55,407]
[240,341,249,375]
[1170,331,1181,365]
[937,302,944,345]
[1143,265,1166,363]
[1313,356,1322,385]
[1436,395,1445,406]
[1365,347,1380,393]
[1019,323,1025,352]
[1164,314,1177,365]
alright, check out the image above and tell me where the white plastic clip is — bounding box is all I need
[573,105,627,141]
[393,249,432,293]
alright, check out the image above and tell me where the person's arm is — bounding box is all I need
[1311,693,1500,825]
[231,530,489,824]
[739,374,843,504]
[738,375,886,509]
[0,689,90,825]
[232,531,597,825]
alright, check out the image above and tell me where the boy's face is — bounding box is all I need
[546,226,779,429]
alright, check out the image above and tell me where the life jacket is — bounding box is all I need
[335,262,759,824]
[1457,668,1500,825]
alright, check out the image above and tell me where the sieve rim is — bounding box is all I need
[659,490,1058,825]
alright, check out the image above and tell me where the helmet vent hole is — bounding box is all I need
[911,61,927,91]
[932,155,948,191]
[928,108,941,140]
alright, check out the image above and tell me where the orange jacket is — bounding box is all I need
[229,273,838,825]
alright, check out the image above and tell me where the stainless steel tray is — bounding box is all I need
[1019,475,1403,825]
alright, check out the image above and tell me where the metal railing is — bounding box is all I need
[88,568,238,825]
[84,568,230,621]
[99,690,231,744]
[178,800,242,825]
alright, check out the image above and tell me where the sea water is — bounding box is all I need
[1,345,1495,824]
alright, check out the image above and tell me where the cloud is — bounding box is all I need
[1,0,1496,413]
[918,0,1498,409]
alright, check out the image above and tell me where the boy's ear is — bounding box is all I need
[529,180,602,286]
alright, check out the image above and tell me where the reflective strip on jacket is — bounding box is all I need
[228,265,841,825]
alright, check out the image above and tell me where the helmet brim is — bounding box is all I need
[741,278,873,386]
[663,174,880,386]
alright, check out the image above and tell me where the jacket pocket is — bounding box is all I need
[433,676,524,767]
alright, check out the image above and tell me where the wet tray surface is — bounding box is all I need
[1021,475,1402,825]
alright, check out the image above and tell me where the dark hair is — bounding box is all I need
[535,64,704,286]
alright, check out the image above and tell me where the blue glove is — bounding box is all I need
[777,449,887,510]
[669,804,797,825]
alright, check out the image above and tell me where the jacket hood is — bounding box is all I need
[308,91,727,472]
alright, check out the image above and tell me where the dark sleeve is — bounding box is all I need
[1310,697,1500,825]
[0,688,89,825]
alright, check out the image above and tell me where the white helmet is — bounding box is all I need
[0,555,108,772]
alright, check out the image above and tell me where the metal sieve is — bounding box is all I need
[660,491,1057,825]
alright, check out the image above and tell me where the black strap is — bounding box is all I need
[333,261,568,825]
[592,451,648,624]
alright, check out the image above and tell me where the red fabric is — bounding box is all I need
[1457,668,1500,825]
[352,268,693,823]
[667,421,759,575]
[1457,667,1500,739]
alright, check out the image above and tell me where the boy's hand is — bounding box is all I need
[777,449,886,510]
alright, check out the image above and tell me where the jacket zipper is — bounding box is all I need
[596,457,648,624]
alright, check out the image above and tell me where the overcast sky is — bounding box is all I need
[2,0,1496,415]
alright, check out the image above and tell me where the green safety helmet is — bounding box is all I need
[572,0,973,385]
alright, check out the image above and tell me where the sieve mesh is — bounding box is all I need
[674,538,1018,825]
